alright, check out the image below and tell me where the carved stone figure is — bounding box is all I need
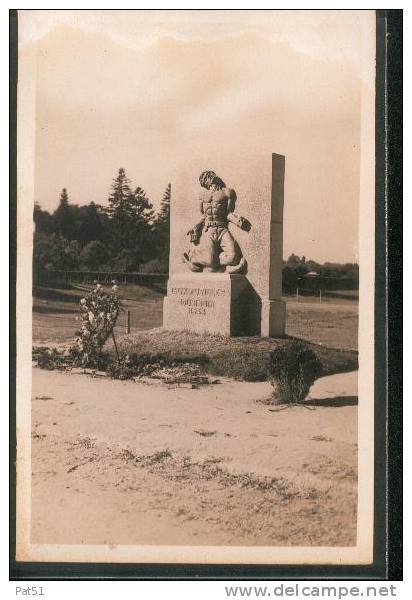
[183,170,251,273]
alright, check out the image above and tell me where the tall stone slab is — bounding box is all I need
[263,153,286,336]
[163,153,286,337]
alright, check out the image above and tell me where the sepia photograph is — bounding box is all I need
[14,9,378,567]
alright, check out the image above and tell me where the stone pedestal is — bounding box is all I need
[163,273,256,336]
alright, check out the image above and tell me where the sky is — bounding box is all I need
[19,10,375,263]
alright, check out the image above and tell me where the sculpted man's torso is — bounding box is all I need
[183,171,251,273]
[200,188,235,224]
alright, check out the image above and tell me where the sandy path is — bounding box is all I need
[31,369,358,547]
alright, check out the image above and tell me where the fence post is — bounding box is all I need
[296,287,299,302]
[319,289,322,304]
[126,310,131,334]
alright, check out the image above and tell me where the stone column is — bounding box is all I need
[261,153,286,337]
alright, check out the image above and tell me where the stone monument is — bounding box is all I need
[163,154,286,337]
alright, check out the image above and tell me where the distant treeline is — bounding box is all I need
[33,168,171,275]
[33,169,358,290]
[282,254,358,292]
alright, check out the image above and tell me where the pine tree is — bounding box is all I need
[130,186,155,227]
[53,188,76,239]
[154,183,171,270]
[127,186,156,266]
[157,183,171,225]
[60,187,69,205]
[106,168,132,219]
[105,169,134,253]
[105,168,155,271]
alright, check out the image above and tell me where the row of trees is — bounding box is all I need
[33,169,171,273]
[282,254,359,292]
[283,253,359,280]
[33,170,359,284]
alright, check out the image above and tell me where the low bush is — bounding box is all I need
[75,281,121,367]
[32,346,112,371]
[33,345,210,386]
[139,258,168,274]
[106,352,209,381]
[32,346,73,370]
[267,340,323,404]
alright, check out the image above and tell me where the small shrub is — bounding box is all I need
[32,346,72,370]
[139,258,168,273]
[101,353,209,383]
[104,353,170,380]
[75,281,121,367]
[267,340,323,404]
[106,355,137,380]
[32,346,112,371]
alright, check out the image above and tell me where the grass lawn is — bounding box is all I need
[33,283,164,343]
[33,283,358,348]
[286,299,358,351]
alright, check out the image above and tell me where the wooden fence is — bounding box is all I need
[34,269,358,301]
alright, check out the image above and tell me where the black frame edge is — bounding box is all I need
[9,9,401,581]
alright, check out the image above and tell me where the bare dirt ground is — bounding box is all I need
[31,368,357,547]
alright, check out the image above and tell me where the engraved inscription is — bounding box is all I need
[171,287,225,316]
[171,287,226,297]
